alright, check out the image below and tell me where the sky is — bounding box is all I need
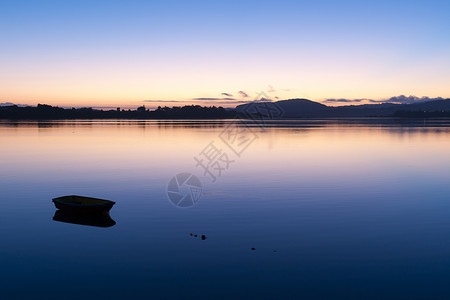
[1,0,449,108]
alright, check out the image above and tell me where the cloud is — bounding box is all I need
[245,98,273,103]
[0,102,29,107]
[0,102,16,106]
[215,100,255,105]
[238,91,249,98]
[268,85,276,93]
[192,97,236,101]
[382,95,443,104]
[221,93,233,97]
[324,99,365,103]
[323,95,445,105]
[143,100,182,103]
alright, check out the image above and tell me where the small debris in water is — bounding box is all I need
[189,233,207,240]
[251,248,255,251]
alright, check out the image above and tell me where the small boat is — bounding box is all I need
[52,195,115,213]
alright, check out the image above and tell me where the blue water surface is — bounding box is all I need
[1,119,450,299]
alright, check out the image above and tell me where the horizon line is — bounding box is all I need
[2,95,449,110]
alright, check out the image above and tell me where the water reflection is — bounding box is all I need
[53,210,116,227]
[3,119,450,299]
[1,118,450,129]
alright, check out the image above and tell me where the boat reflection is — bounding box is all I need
[53,210,116,228]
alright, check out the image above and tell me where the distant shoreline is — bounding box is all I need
[2,98,450,120]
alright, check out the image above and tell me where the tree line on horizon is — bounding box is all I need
[2,100,450,119]
[0,104,236,119]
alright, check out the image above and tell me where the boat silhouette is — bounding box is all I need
[52,195,115,213]
[53,209,116,227]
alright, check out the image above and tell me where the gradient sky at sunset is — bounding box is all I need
[1,0,449,108]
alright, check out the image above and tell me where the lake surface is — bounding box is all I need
[1,119,450,299]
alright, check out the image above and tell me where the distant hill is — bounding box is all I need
[236,99,328,118]
[236,98,450,118]
[272,99,329,117]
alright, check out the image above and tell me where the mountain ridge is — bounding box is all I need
[236,98,450,118]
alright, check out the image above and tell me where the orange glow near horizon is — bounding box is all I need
[3,120,450,183]
[2,51,449,109]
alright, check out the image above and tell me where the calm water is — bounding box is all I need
[1,119,450,299]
